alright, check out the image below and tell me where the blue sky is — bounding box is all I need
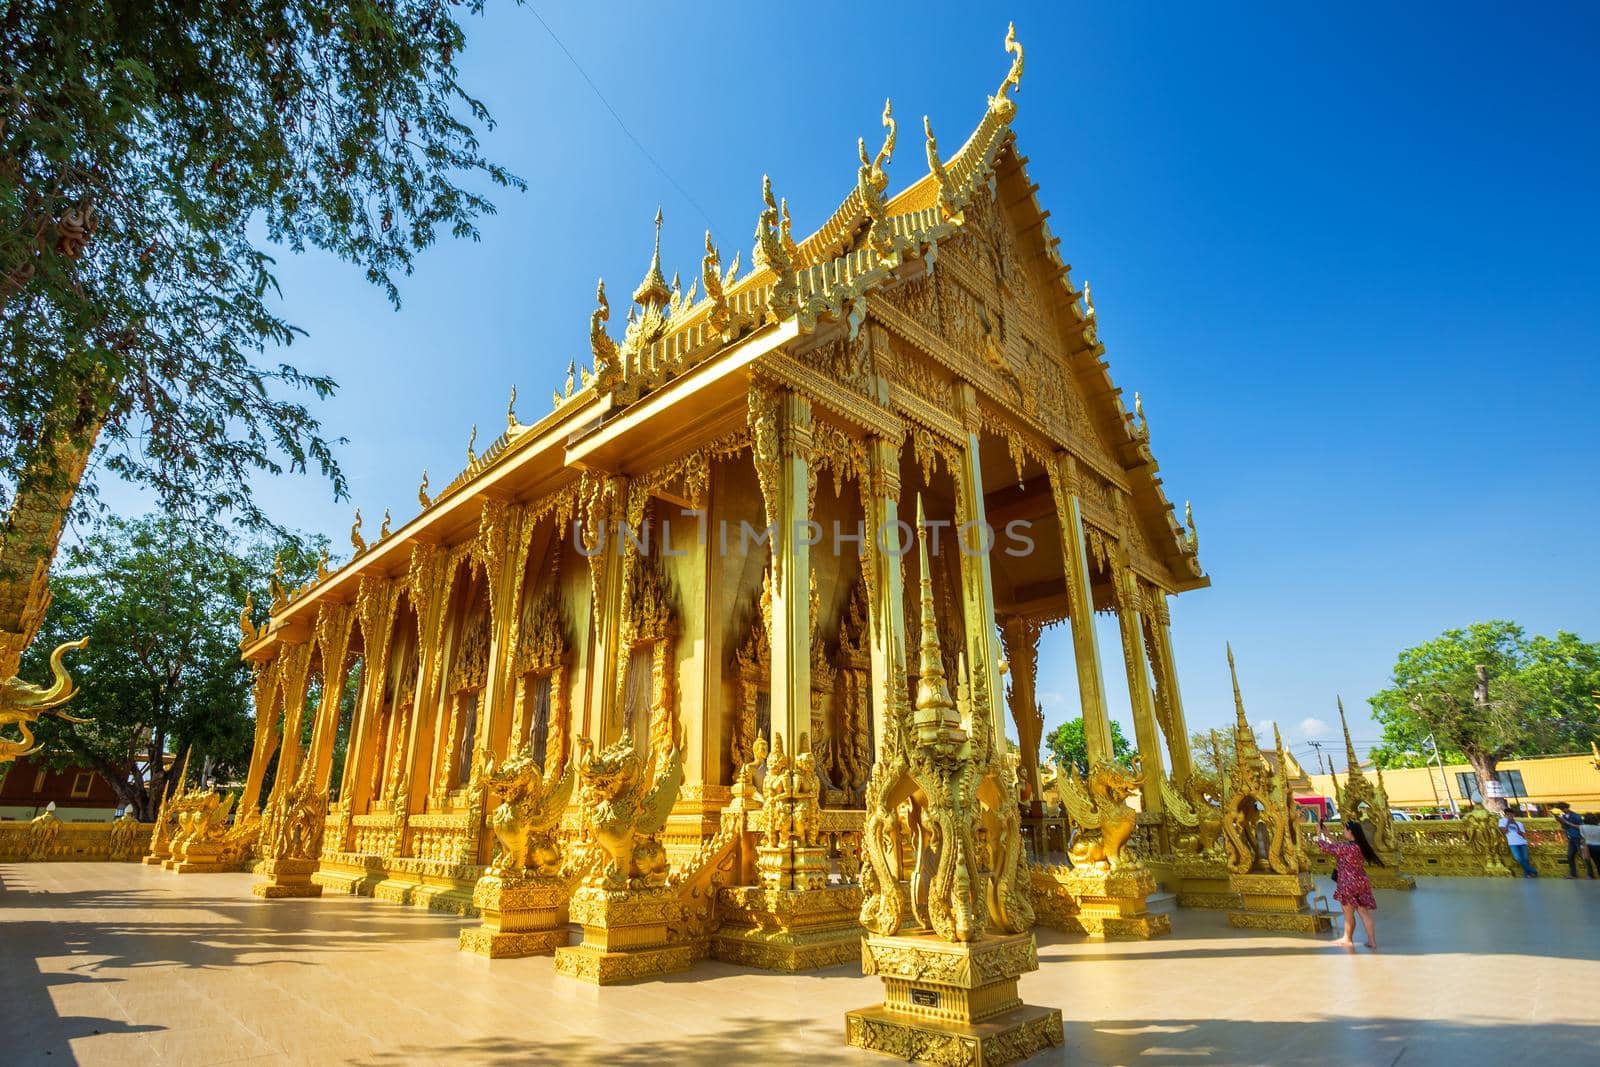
[98,3,1600,768]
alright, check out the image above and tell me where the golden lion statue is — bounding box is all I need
[574,731,682,890]
[1058,760,1143,870]
[484,741,574,878]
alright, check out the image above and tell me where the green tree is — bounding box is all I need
[20,514,323,819]
[0,1,524,535]
[1368,622,1600,810]
[1044,716,1132,773]
[1190,728,1237,780]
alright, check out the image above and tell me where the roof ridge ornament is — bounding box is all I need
[859,99,897,265]
[589,278,620,391]
[702,230,733,339]
[753,175,797,319]
[990,21,1024,118]
[631,207,672,311]
[924,115,961,223]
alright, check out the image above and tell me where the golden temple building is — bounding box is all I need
[227,25,1220,993]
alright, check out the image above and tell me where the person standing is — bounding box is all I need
[1316,819,1382,949]
[1499,809,1538,877]
[1580,814,1600,879]
[1552,803,1586,878]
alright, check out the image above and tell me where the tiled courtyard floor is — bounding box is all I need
[2,862,1598,1066]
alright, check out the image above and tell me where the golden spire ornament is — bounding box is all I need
[379,508,392,540]
[350,509,366,554]
[506,386,518,430]
[418,470,432,509]
[466,424,478,465]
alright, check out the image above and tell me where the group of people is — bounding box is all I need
[1312,800,1600,950]
[1501,803,1600,879]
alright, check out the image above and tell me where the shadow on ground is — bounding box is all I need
[357,1015,1600,1067]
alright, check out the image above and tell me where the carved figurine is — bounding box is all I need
[483,741,575,878]
[790,745,822,849]
[1057,760,1143,870]
[574,731,682,889]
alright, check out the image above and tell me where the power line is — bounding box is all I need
[526,7,717,230]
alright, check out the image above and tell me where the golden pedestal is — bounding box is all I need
[459,874,572,958]
[167,840,235,874]
[845,933,1064,1066]
[1367,864,1416,891]
[251,857,323,898]
[1171,853,1240,910]
[553,884,698,984]
[142,845,170,867]
[311,853,387,896]
[1227,871,1331,933]
[1035,864,1169,939]
[712,884,862,971]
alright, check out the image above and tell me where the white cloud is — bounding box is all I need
[1298,717,1332,740]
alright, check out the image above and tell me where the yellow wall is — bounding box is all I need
[1306,752,1600,813]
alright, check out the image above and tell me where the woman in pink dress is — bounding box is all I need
[1315,819,1383,948]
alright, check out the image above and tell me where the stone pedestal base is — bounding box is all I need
[1227,871,1331,933]
[1036,864,1169,939]
[311,853,387,896]
[846,933,1064,1066]
[142,847,170,867]
[252,857,323,898]
[755,844,831,892]
[166,840,240,874]
[370,864,479,915]
[1172,853,1240,910]
[458,874,572,959]
[553,885,696,984]
[712,884,862,971]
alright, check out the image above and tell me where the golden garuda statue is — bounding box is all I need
[483,740,575,878]
[1056,758,1144,870]
[573,729,682,890]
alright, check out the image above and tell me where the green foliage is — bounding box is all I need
[1368,622,1600,776]
[0,1,523,529]
[20,514,324,819]
[1044,716,1132,773]
[1190,728,1236,780]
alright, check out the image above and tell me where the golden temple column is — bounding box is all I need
[952,384,1007,758]
[268,641,315,804]
[1111,556,1164,826]
[1049,452,1113,762]
[240,658,281,813]
[581,474,629,743]
[863,434,907,757]
[999,616,1045,809]
[397,549,447,815]
[767,390,814,771]
[1146,593,1195,785]
[306,604,357,791]
[470,501,519,771]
